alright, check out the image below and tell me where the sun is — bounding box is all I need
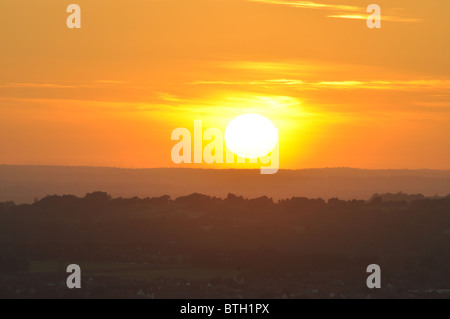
[225,113,278,159]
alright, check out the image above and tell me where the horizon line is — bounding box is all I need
[0,164,449,171]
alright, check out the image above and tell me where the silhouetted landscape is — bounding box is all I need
[1,189,450,299]
[1,166,450,203]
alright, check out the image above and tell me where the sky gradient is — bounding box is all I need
[0,0,449,169]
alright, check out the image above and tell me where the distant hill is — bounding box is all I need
[0,165,450,203]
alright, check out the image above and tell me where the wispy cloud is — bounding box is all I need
[313,80,450,90]
[93,80,126,84]
[248,0,421,23]
[190,79,450,91]
[0,96,175,114]
[0,80,127,89]
[248,0,359,11]
[0,83,78,89]
[190,79,305,86]
[328,14,421,23]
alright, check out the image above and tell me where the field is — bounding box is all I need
[29,261,239,281]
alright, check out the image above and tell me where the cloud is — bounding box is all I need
[93,80,126,84]
[328,14,421,23]
[313,80,450,90]
[0,80,127,89]
[0,83,78,89]
[190,79,450,91]
[248,0,359,11]
[190,79,304,86]
[0,96,175,114]
[248,0,420,23]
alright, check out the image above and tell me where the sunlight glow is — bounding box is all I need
[225,114,278,159]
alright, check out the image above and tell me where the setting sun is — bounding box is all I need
[225,113,278,159]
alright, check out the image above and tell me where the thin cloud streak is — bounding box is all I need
[248,0,359,11]
[0,81,127,89]
[0,83,78,89]
[190,79,450,91]
[328,14,421,23]
[248,0,420,23]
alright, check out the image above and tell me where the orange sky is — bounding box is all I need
[0,0,449,169]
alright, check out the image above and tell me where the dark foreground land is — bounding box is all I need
[1,192,450,299]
